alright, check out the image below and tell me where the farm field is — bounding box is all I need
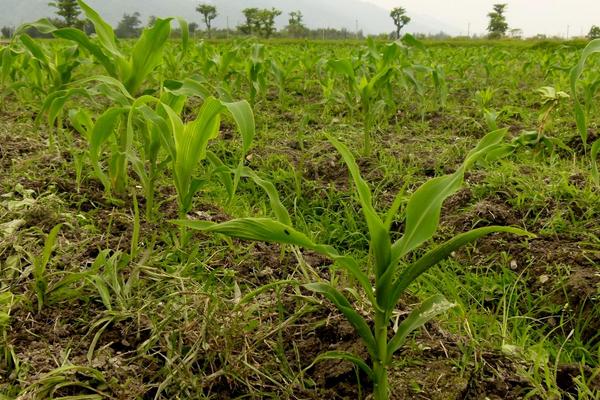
[1,5,600,400]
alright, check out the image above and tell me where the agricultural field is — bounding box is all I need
[1,4,600,400]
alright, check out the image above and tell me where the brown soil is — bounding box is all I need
[0,130,45,171]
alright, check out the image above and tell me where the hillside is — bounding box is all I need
[0,0,459,35]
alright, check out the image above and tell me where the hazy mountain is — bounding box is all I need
[1,0,460,36]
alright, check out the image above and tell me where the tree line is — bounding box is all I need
[2,1,599,40]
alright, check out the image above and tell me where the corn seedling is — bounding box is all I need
[174,129,532,399]
[570,39,600,185]
[157,96,255,216]
[30,224,62,313]
[326,58,393,155]
[246,43,267,106]
[570,38,600,148]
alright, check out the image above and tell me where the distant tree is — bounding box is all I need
[1,26,15,39]
[487,4,508,38]
[1,26,14,39]
[48,0,81,27]
[147,15,157,27]
[390,7,411,39]
[239,7,281,38]
[588,25,600,39]
[509,28,523,39]
[189,22,199,37]
[257,8,281,38]
[287,10,307,38]
[240,8,260,35]
[115,12,142,38]
[196,4,217,38]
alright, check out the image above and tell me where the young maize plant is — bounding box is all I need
[246,43,268,106]
[156,96,255,216]
[326,58,393,156]
[570,38,600,185]
[2,32,82,146]
[31,224,62,313]
[6,2,180,196]
[174,129,532,400]
[269,57,299,105]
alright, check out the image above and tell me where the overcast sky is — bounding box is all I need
[363,0,598,37]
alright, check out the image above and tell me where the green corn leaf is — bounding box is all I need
[239,167,291,225]
[163,96,254,213]
[68,108,93,139]
[366,66,392,94]
[43,88,90,128]
[592,138,600,185]
[392,129,507,260]
[39,224,63,276]
[328,59,356,80]
[51,27,117,77]
[570,39,600,146]
[15,18,56,35]
[173,218,337,255]
[305,282,378,359]
[163,78,211,99]
[401,33,426,51]
[19,34,51,68]
[206,151,235,200]
[72,75,134,101]
[167,98,221,211]
[77,0,122,59]
[33,223,62,313]
[221,100,255,156]
[173,217,374,298]
[387,226,532,310]
[126,18,172,94]
[309,351,373,379]
[89,107,128,192]
[463,128,508,169]
[328,135,391,276]
[386,294,455,361]
[391,171,463,261]
[176,17,189,55]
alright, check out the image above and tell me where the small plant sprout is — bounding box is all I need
[31,223,62,313]
[174,129,533,400]
[158,97,255,216]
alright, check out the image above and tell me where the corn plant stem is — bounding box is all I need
[373,311,389,400]
[178,210,191,248]
[114,123,128,195]
[145,167,157,221]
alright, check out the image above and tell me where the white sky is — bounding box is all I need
[363,0,599,37]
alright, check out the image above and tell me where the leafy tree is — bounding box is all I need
[287,10,307,38]
[240,8,260,35]
[147,15,157,27]
[487,3,508,39]
[509,28,523,39]
[390,7,411,39]
[240,7,281,38]
[189,22,199,37]
[1,26,14,39]
[588,25,600,39]
[48,0,81,27]
[196,4,217,38]
[257,8,282,38]
[115,12,142,38]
